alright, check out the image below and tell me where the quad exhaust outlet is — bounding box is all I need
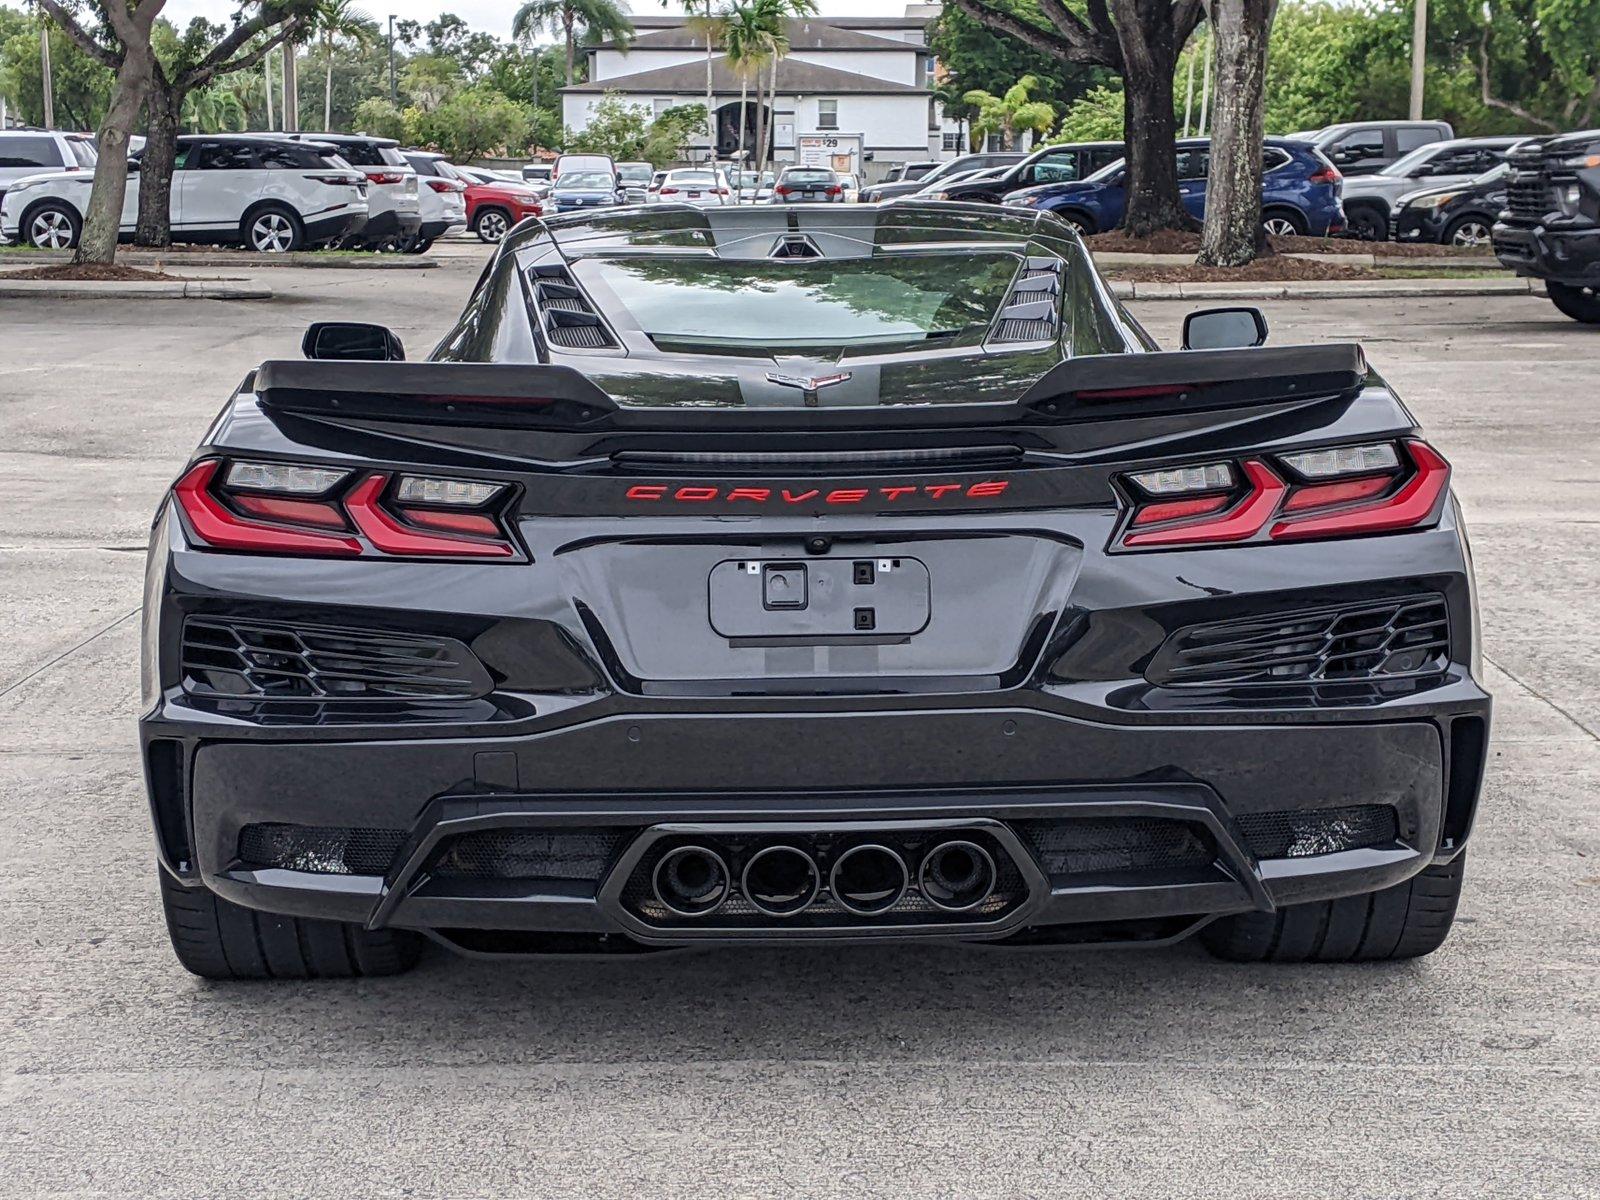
[919,840,998,911]
[652,845,730,917]
[741,845,821,917]
[829,843,910,915]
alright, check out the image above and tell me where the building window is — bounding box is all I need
[817,98,838,130]
[653,98,674,119]
[942,132,959,152]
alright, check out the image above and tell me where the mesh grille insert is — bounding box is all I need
[429,828,631,882]
[1236,805,1399,859]
[1013,818,1215,877]
[1149,595,1449,687]
[238,823,407,875]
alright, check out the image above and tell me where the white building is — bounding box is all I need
[560,6,961,179]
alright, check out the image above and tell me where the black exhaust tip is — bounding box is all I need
[652,845,730,918]
[741,845,820,917]
[919,840,997,912]
[829,844,909,916]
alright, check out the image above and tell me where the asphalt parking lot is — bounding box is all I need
[1,246,1597,1198]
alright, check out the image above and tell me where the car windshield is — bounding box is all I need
[557,172,614,190]
[583,253,1020,349]
[617,164,652,183]
[1085,159,1125,182]
[1472,162,1512,185]
[1381,144,1443,177]
[669,171,717,185]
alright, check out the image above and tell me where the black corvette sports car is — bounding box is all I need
[141,202,1490,978]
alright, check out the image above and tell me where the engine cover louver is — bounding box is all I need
[1146,596,1450,687]
[530,263,618,350]
[992,256,1063,343]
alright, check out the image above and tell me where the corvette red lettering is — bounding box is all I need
[625,480,1011,505]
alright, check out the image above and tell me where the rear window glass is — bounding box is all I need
[0,135,64,169]
[669,171,716,184]
[258,144,324,169]
[335,141,405,167]
[582,253,1020,349]
[783,169,836,184]
[617,163,653,183]
[67,138,97,167]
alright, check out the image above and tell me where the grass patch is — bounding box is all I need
[1371,266,1511,279]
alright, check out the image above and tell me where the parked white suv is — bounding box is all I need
[286,132,420,250]
[401,151,468,251]
[0,129,97,220]
[0,134,368,251]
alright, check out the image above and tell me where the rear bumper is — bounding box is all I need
[303,209,367,244]
[418,218,465,240]
[358,209,423,242]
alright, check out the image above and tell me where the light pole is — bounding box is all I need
[388,15,397,106]
[1408,0,1428,120]
[39,15,54,129]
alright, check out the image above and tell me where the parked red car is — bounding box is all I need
[452,166,546,243]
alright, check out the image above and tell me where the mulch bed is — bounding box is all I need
[3,263,180,282]
[1100,256,1376,283]
[1086,229,1493,259]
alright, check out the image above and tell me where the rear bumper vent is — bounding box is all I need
[427,828,630,883]
[1147,595,1449,687]
[1235,805,1399,859]
[238,823,406,875]
[1014,818,1216,878]
[182,617,491,701]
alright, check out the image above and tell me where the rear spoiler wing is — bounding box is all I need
[252,343,1369,431]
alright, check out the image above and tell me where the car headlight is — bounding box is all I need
[1411,192,1460,211]
[1008,194,1041,208]
[1557,182,1583,217]
[1559,154,1600,169]
[7,179,43,195]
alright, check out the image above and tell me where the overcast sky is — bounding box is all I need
[159,1,920,44]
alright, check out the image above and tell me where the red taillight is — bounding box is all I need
[1308,164,1342,185]
[173,461,362,556]
[426,178,464,193]
[172,460,516,559]
[775,185,793,196]
[365,170,404,185]
[1118,440,1449,550]
[1272,442,1449,539]
[659,187,679,195]
[825,185,842,196]
[344,474,514,558]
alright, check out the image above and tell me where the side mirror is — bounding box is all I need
[302,321,405,361]
[1182,306,1268,350]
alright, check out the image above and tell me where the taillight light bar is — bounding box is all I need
[172,459,518,560]
[365,170,405,185]
[426,178,466,193]
[1117,440,1450,550]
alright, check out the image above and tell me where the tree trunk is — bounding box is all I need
[1113,0,1192,238]
[736,76,748,197]
[136,83,182,247]
[563,12,575,87]
[282,41,298,130]
[1197,0,1277,266]
[765,54,778,172]
[752,71,766,182]
[74,45,150,265]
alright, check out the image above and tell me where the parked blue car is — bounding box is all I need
[550,169,622,213]
[1003,137,1346,237]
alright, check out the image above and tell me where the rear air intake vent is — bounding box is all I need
[611,444,1024,475]
[529,263,618,349]
[1235,805,1400,859]
[428,828,631,882]
[182,617,490,701]
[238,823,407,875]
[1147,595,1449,687]
[992,255,1063,343]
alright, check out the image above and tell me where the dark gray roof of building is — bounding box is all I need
[562,55,930,95]
[593,18,920,53]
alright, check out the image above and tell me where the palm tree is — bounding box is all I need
[182,87,248,134]
[681,2,728,161]
[962,75,1055,151]
[514,0,635,89]
[721,3,765,185]
[749,0,816,175]
[311,0,375,132]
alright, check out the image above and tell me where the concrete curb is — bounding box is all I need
[1111,277,1540,301]
[0,279,272,300]
[0,251,434,269]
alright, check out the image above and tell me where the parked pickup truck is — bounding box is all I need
[1492,130,1600,323]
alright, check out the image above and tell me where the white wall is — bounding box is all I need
[591,48,706,81]
[788,94,933,162]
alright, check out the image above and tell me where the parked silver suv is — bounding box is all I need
[0,129,96,220]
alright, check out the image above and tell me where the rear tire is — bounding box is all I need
[474,207,511,243]
[1547,281,1600,324]
[1200,856,1466,963]
[1261,207,1307,237]
[158,868,422,980]
[1443,215,1492,249]
[1345,203,1388,241]
[1056,209,1094,236]
[243,205,303,253]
